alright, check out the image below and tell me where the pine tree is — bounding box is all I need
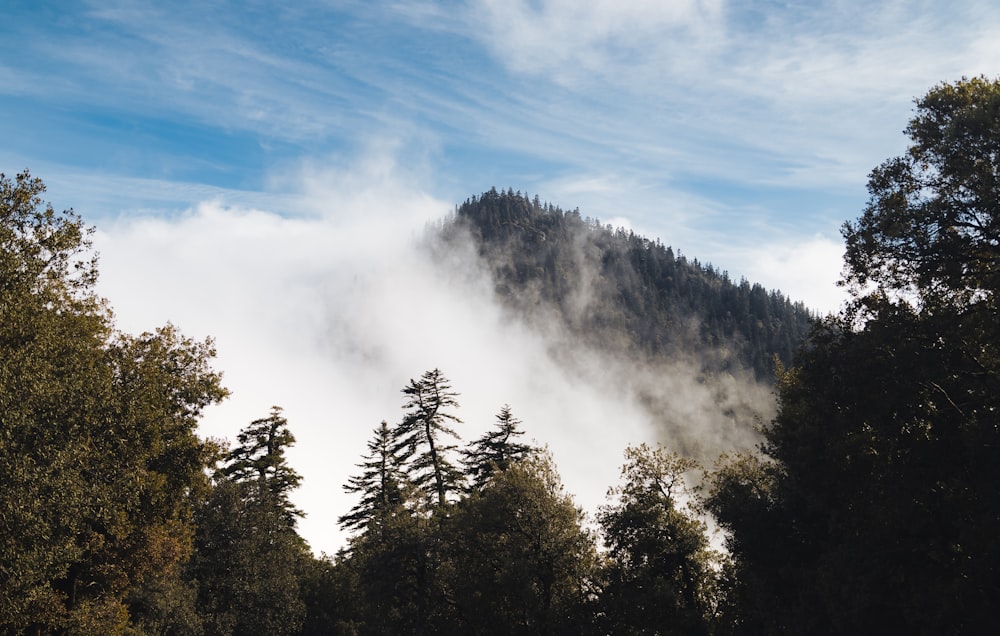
[462,404,536,490]
[339,421,409,537]
[223,405,303,524]
[392,369,464,507]
[193,408,309,636]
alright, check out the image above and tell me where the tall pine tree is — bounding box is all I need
[392,369,464,507]
[192,408,309,636]
[339,421,410,537]
[462,404,536,490]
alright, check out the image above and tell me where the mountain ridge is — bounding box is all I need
[433,187,815,383]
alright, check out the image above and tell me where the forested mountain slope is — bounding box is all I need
[434,188,815,382]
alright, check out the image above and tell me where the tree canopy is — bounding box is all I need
[1,171,228,635]
[707,76,1000,635]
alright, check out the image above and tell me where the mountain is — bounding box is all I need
[433,187,814,383]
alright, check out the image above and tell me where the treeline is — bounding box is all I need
[0,170,718,636]
[434,187,814,380]
[308,370,720,634]
[4,77,1000,635]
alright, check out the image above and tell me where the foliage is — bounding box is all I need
[334,376,602,634]
[706,77,1000,634]
[436,188,814,380]
[461,404,536,491]
[843,76,1000,313]
[392,368,465,507]
[598,445,718,635]
[191,410,310,636]
[445,454,601,635]
[222,406,303,524]
[338,421,409,536]
[0,171,227,635]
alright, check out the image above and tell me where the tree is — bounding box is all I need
[339,421,409,538]
[835,77,1000,633]
[1,172,228,635]
[461,404,536,490]
[702,452,781,634]
[223,406,303,524]
[598,445,718,635]
[392,369,464,507]
[445,453,600,635]
[706,78,1000,634]
[843,76,1000,313]
[192,410,309,636]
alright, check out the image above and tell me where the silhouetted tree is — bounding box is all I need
[393,369,465,507]
[339,420,409,538]
[598,445,718,635]
[706,77,1000,635]
[461,404,536,490]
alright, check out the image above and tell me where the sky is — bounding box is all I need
[3,0,999,555]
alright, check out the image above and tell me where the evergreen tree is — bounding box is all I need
[339,421,409,537]
[223,406,303,524]
[461,404,536,490]
[392,369,465,507]
[436,188,813,381]
[333,498,439,634]
[192,410,309,636]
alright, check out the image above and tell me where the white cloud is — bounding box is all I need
[718,233,848,315]
[91,156,663,555]
[89,148,805,555]
[468,0,725,82]
[452,0,1000,198]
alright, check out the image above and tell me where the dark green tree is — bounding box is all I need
[0,172,227,635]
[598,445,718,635]
[461,404,536,490]
[701,452,779,633]
[192,410,309,636]
[332,505,437,635]
[223,406,303,524]
[392,369,464,507]
[445,453,600,635]
[339,421,409,538]
[706,77,1000,634]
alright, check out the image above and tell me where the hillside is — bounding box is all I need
[434,187,815,382]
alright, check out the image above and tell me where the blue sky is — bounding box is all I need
[5,0,999,554]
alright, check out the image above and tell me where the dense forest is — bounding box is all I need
[434,187,814,381]
[429,190,814,461]
[2,76,998,635]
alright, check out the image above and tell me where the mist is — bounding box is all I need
[93,169,776,556]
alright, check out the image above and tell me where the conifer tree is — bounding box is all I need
[193,408,309,636]
[339,421,409,536]
[392,369,464,507]
[223,406,303,524]
[462,404,536,490]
